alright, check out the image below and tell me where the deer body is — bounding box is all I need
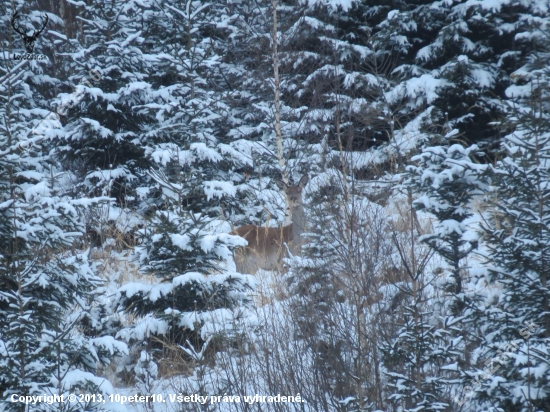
[233,175,308,274]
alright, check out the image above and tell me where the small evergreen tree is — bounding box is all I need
[134,350,158,396]
[114,164,252,359]
[137,0,251,219]
[463,58,550,412]
[371,0,539,153]
[405,143,489,409]
[407,144,487,314]
[381,190,456,412]
[383,307,452,412]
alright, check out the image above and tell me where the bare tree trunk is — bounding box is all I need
[271,0,287,184]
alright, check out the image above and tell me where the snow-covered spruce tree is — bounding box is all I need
[276,0,388,151]
[405,144,488,408]
[460,50,550,412]
[54,0,153,207]
[211,0,290,176]
[134,350,158,397]
[371,0,540,154]
[381,190,456,412]
[219,0,393,180]
[383,307,452,412]
[0,5,126,410]
[114,162,252,366]
[133,0,252,221]
[407,144,487,315]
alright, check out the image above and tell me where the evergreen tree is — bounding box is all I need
[407,144,487,314]
[0,3,126,409]
[114,165,252,358]
[462,51,550,412]
[54,0,153,206]
[371,0,540,154]
[383,307,452,412]
[380,189,455,412]
[135,0,252,220]
[405,143,489,409]
[220,0,391,176]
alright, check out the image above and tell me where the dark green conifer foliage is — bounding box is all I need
[0,3,126,409]
[464,60,550,412]
[55,0,152,206]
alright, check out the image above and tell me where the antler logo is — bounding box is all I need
[11,11,48,53]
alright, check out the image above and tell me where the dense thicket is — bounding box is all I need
[1,0,548,411]
[0,1,126,410]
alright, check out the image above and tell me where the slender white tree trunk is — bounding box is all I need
[271,0,287,184]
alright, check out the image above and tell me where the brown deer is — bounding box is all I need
[233,174,309,274]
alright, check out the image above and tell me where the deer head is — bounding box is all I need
[11,11,49,54]
[276,174,308,213]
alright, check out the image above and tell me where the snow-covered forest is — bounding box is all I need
[1,0,549,410]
